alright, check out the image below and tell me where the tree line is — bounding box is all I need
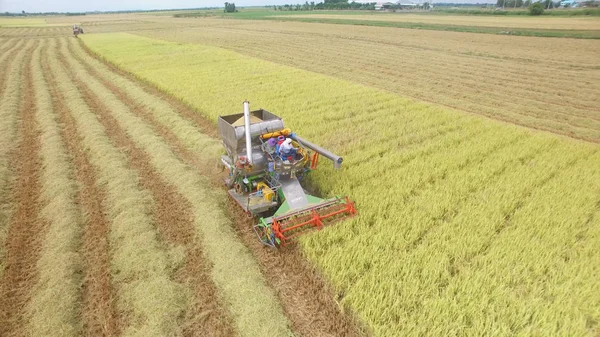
[274,0,376,11]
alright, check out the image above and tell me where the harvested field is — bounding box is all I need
[278,13,600,30]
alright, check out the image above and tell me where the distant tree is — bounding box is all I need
[224,2,237,12]
[529,2,545,14]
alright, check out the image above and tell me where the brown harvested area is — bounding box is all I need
[0,40,47,337]
[0,40,24,96]
[41,43,121,337]
[56,39,236,337]
[76,38,367,337]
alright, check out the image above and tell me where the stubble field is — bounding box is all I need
[277,13,600,30]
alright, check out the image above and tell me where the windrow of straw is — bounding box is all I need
[46,42,188,337]
[56,37,235,337]
[66,38,222,160]
[60,37,292,337]
[23,39,83,337]
[0,39,35,278]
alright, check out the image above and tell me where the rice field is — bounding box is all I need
[0,18,50,27]
[1,12,599,337]
[82,32,600,336]
[277,13,600,30]
[0,33,360,337]
[133,19,600,143]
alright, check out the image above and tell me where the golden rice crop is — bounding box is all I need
[61,37,292,337]
[25,39,83,337]
[83,32,600,336]
[47,43,189,337]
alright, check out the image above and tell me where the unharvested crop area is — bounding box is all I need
[84,32,600,336]
[0,32,361,337]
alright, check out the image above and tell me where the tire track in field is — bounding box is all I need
[57,41,236,337]
[76,38,368,337]
[0,39,46,337]
[41,40,121,337]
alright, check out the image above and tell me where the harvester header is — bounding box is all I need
[218,101,356,247]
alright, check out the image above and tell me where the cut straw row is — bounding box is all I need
[0,39,35,278]
[63,37,292,337]
[47,41,187,337]
[24,39,83,337]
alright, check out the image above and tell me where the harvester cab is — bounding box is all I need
[72,25,83,38]
[218,101,356,248]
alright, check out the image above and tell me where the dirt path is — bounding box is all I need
[57,40,236,337]
[41,43,120,337]
[0,40,46,337]
[77,39,367,337]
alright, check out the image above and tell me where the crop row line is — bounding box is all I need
[0,39,34,280]
[57,37,237,337]
[41,38,120,336]
[25,40,84,336]
[61,37,293,337]
[48,40,188,337]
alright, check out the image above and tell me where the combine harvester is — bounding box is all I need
[72,24,84,38]
[219,101,357,248]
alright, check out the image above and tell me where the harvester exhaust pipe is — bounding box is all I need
[291,135,343,169]
[243,100,253,164]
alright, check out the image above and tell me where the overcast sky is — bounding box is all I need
[2,0,225,13]
[0,0,492,13]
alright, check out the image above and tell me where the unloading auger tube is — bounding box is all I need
[217,101,357,248]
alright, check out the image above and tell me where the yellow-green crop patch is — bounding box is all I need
[83,32,600,337]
